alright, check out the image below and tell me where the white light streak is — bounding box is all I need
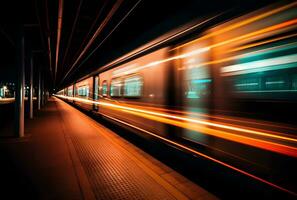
[221,54,297,74]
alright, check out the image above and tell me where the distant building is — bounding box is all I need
[0,87,3,98]
[0,82,15,98]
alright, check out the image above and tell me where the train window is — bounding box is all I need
[183,63,211,99]
[0,88,3,97]
[292,74,297,90]
[124,75,143,97]
[77,85,89,97]
[234,77,261,91]
[186,79,211,99]
[264,76,286,90]
[68,88,73,96]
[101,81,108,96]
[110,79,122,97]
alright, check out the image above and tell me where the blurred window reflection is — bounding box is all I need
[77,85,89,97]
[110,78,122,97]
[68,88,73,96]
[265,76,286,90]
[235,77,261,91]
[102,81,108,96]
[186,79,212,99]
[293,74,297,90]
[124,75,143,97]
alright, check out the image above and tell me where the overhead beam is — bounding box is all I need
[67,0,143,79]
[45,0,53,78]
[60,0,83,75]
[60,0,123,85]
[54,0,64,85]
[0,27,15,47]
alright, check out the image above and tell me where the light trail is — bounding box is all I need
[208,18,297,50]
[113,17,297,77]
[98,14,223,75]
[89,110,297,196]
[221,53,297,74]
[55,95,297,157]
[113,101,297,131]
[112,47,210,76]
[173,2,297,50]
[0,97,38,104]
[120,109,297,158]
[178,40,297,71]
[0,97,15,104]
[227,32,297,53]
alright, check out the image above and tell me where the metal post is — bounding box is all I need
[38,69,41,110]
[45,90,48,104]
[15,26,25,137]
[45,89,47,104]
[29,55,33,119]
[41,74,45,106]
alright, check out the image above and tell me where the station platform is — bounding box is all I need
[0,97,217,200]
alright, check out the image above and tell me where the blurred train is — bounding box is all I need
[57,1,297,196]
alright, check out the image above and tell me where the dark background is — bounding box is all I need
[0,0,279,90]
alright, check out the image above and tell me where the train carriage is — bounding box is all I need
[98,48,171,137]
[56,1,297,194]
[73,77,94,110]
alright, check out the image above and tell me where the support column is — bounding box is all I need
[15,26,25,137]
[38,69,41,110]
[41,74,45,107]
[44,88,47,104]
[29,54,33,119]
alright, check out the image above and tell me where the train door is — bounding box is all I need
[93,75,99,111]
[176,40,212,145]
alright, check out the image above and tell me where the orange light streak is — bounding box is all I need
[55,95,297,158]
[227,33,297,53]
[173,2,297,50]
[99,15,223,74]
[104,99,297,132]
[209,18,297,50]
[178,41,297,71]
[112,47,210,76]
[99,112,297,196]
[120,109,297,158]
[115,18,297,76]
